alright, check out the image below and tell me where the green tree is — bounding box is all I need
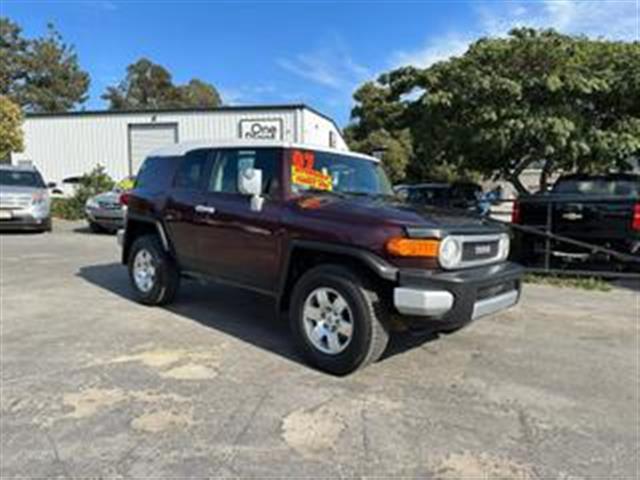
[0,95,24,161]
[103,58,222,110]
[345,127,413,183]
[349,28,640,193]
[345,81,412,182]
[0,18,89,112]
[178,79,222,108]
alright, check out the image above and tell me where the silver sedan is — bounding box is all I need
[85,190,125,233]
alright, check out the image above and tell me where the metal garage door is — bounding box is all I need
[128,123,178,175]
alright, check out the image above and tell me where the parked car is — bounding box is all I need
[512,173,640,270]
[119,141,522,374]
[394,182,486,214]
[50,175,82,197]
[85,190,125,233]
[84,177,135,233]
[0,164,53,232]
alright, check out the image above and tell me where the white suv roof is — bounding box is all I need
[151,140,380,163]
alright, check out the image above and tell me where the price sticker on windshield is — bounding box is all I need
[291,150,333,191]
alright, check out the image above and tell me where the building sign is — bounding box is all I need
[239,119,282,140]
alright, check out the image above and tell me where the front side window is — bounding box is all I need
[207,148,279,195]
[289,149,393,197]
[0,169,45,188]
[173,149,210,190]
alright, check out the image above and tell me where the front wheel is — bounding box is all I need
[289,265,390,375]
[128,234,179,305]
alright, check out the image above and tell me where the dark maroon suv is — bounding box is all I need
[119,141,522,374]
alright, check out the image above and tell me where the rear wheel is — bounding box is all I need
[290,265,390,375]
[128,234,179,305]
[89,221,105,233]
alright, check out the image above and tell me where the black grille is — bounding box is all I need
[462,240,499,262]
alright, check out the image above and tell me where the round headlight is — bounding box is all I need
[439,236,462,269]
[498,234,510,260]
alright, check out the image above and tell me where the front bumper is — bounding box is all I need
[393,261,523,327]
[0,216,51,230]
[0,207,51,231]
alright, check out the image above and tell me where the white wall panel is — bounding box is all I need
[12,107,346,185]
[302,109,349,151]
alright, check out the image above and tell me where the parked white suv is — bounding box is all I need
[0,165,53,232]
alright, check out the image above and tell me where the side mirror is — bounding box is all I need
[238,167,264,212]
[47,182,57,189]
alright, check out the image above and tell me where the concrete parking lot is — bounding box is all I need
[1,221,638,478]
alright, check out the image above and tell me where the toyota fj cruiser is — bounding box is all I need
[119,140,522,374]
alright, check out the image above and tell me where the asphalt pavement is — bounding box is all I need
[1,221,638,478]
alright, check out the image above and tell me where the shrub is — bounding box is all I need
[51,197,83,220]
[51,165,115,220]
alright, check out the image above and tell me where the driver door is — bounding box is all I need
[196,148,283,294]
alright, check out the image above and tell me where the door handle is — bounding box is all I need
[195,204,216,215]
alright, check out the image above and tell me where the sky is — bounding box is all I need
[2,0,639,125]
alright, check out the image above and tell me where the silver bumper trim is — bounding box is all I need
[393,288,454,316]
[472,290,519,320]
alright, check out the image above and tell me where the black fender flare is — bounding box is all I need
[122,213,171,264]
[277,239,398,310]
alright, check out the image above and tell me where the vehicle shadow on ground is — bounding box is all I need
[0,230,46,236]
[72,226,117,236]
[77,262,440,371]
[611,278,640,292]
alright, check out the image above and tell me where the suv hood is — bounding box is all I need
[294,194,500,233]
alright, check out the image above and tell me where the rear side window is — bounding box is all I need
[173,149,210,190]
[135,156,176,190]
[207,148,279,196]
[553,178,640,196]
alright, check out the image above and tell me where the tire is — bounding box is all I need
[289,264,390,375]
[127,234,179,306]
[89,221,104,233]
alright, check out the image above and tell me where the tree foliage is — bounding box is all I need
[0,95,24,160]
[345,126,412,183]
[347,28,640,192]
[0,17,89,113]
[103,58,222,110]
[344,81,412,182]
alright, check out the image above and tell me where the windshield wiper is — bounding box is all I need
[302,188,348,198]
[342,191,395,200]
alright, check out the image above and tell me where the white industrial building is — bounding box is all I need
[10,104,348,184]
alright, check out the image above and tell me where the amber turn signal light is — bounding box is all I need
[386,237,440,257]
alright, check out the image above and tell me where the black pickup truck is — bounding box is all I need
[511,173,640,270]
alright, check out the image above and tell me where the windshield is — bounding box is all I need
[0,169,45,188]
[553,178,639,196]
[289,149,393,196]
